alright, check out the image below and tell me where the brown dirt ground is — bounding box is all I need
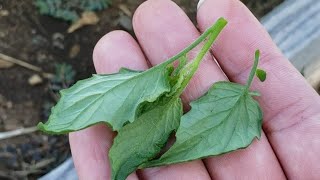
[0,0,283,179]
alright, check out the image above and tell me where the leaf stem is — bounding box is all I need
[171,18,227,97]
[246,50,260,89]
[191,19,228,70]
[161,17,228,66]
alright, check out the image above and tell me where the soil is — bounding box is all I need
[0,0,283,179]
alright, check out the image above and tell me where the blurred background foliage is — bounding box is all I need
[35,0,111,21]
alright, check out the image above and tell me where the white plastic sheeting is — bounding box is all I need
[262,0,320,69]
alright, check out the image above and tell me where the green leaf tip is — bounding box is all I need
[255,49,260,60]
[37,121,70,135]
[37,122,45,131]
[215,17,228,27]
[256,68,267,82]
[254,50,267,82]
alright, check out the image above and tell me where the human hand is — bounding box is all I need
[69,0,320,179]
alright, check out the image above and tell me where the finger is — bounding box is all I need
[197,0,320,179]
[133,0,284,179]
[69,31,147,180]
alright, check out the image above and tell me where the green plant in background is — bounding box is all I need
[38,18,267,180]
[42,63,76,119]
[49,63,75,102]
[35,0,111,22]
[50,63,76,91]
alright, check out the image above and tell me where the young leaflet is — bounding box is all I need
[37,17,266,180]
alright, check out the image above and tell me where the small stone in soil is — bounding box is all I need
[28,74,43,86]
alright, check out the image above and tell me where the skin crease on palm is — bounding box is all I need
[68,0,320,179]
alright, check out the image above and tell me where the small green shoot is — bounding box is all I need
[256,68,267,82]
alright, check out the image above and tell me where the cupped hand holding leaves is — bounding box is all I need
[52,0,320,179]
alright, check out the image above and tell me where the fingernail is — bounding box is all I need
[197,0,206,10]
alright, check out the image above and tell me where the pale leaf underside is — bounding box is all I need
[38,66,172,133]
[144,81,263,167]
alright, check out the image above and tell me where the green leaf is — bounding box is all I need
[256,68,267,82]
[38,65,173,133]
[143,82,263,167]
[109,98,182,180]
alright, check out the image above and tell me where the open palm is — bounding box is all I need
[69,0,320,179]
